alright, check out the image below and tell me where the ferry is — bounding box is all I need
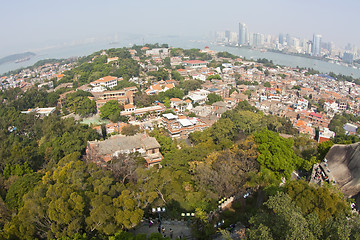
[15,57,30,63]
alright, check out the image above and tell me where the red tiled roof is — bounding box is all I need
[165,83,174,89]
[92,76,117,83]
[183,60,207,64]
[310,112,322,118]
[151,84,162,91]
[124,104,135,109]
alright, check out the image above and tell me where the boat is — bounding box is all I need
[15,57,30,63]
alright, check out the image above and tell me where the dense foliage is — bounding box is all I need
[247,186,357,240]
[64,90,96,117]
[58,48,140,86]
[1,46,359,240]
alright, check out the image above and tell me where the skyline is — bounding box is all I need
[1,0,360,58]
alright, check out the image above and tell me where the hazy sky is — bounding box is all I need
[1,0,359,58]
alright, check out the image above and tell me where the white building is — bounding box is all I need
[21,107,56,116]
[90,76,118,89]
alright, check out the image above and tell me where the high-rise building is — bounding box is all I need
[306,41,312,55]
[312,34,322,56]
[286,34,291,44]
[252,33,264,47]
[279,33,284,44]
[225,30,231,42]
[238,22,248,45]
[345,43,354,51]
[229,32,238,44]
[216,31,225,42]
[343,52,354,64]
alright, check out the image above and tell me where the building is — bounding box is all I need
[120,105,165,118]
[187,89,210,105]
[252,33,264,47]
[161,113,208,138]
[338,100,347,112]
[145,48,170,59]
[279,33,285,45]
[312,34,322,56]
[86,133,163,167]
[21,107,56,116]
[90,76,118,89]
[183,60,208,68]
[229,32,238,45]
[344,123,358,135]
[318,127,335,143]
[107,57,118,63]
[95,89,135,113]
[225,30,231,42]
[343,52,354,64]
[93,122,128,136]
[239,22,248,45]
[212,101,227,117]
[306,112,329,127]
[145,81,175,95]
[297,99,309,110]
[170,98,185,112]
[294,120,316,139]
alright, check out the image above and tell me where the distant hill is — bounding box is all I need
[0,52,36,65]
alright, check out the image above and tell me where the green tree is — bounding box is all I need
[158,88,184,102]
[285,181,350,223]
[171,70,183,81]
[5,173,43,209]
[180,79,202,94]
[147,68,169,81]
[248,192,316,240]
[3,154,145,239]
[163,57,171,69]
[254,130,304,179]
[121,125,140,136]
[134,93,153,108]
[207,74,221,81]
[100,100,121,120]
[229,88,239,96]
[263,82,271,88]
[206,93,223,105]
[317,140,334,161]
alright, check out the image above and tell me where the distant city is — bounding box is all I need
[214,22,359,67]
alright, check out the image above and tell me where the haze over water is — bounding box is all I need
[1,35,360,78]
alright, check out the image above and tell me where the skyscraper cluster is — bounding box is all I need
[214,22,359,63]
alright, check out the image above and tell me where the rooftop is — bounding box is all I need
[183,60,208,64]
[88,133,161,156]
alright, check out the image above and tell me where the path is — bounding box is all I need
[131,219,194,239]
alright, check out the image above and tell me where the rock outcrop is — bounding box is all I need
[325,142,360,197]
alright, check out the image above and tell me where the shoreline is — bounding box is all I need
[1,38,360,78]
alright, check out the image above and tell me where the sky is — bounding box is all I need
[1,0,360,58]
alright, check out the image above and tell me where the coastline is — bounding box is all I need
[1,37,360,78]
[209,43,360,78]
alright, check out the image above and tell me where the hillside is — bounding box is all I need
[0,52,36,65]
